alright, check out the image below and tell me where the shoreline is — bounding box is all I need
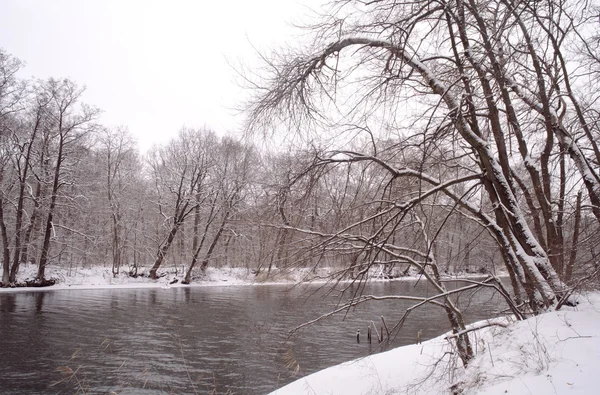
[0,274,418,293]
[0,265,492,294]
[270,292,600,394]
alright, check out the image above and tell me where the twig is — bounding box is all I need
[444,321,508,339]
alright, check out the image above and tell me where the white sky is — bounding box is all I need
[0,0,324,152]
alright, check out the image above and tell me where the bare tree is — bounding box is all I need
[147,128,215,279]
[243,0,600,365]
[6,85,54,282]
[0,49,25,285]
[98,127,138,276]
[35,79,98,282]
[0,133,15,285]
[184,136,255,282]
[248,0,600,302]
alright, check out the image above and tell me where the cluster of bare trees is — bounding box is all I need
[0,60,99,285]
[246,0,600,365]
[0,49,264,286]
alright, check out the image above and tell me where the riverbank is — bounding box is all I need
[270,292,600,395]
[0,263,462,293]
[0,264,295,292]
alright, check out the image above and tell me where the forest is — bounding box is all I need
[1,0,600,367]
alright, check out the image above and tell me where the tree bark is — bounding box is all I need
[37,133,64,282]
[565,191,582,282]
[0,196,11,286]
[149,222,180,279]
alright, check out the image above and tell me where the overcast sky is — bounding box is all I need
[0,0,323,152]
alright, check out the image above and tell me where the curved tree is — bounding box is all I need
[246,0,600,364]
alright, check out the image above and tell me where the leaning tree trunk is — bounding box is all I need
[149,223,180,279]
[405,39,565,305]
[200,210,231,271]
[184,197,220,283]
[184,220,210,283]
[149,196,193,279]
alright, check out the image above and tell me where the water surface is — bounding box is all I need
[0,280,505,394]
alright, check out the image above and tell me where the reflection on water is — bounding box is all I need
[34,292,45,313]
[0,280,505,394]
[0,293,16,313]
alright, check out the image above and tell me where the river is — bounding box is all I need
[0,279,505,394]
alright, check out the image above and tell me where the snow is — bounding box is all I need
[0,262,425,293]
[0,266,312,293]
[0,263,299,292]
[270,293,600,395]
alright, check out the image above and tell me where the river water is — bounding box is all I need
[0,280,505,394]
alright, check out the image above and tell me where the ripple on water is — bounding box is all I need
[0,280,506,394]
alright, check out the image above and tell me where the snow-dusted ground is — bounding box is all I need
[1,263,487,293]
[1,263,427,292]
[0,263,322,292]
[270,293,600,395]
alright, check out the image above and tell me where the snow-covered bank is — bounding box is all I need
[271,293,600,395]
[0,264,301,292]
[0,263,439,293]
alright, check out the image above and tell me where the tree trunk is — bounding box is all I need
[565,191,582,282]
[192,193,200,252]
[0,197,11,286]
[149,223,180,279]
[111,212,121,277]
[11,118,40,285]
[37,135,64,282]
[200,211,231,271]
[18,180,43,272]
[184,199,219,283]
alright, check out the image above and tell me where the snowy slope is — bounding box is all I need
[270,293,600,395]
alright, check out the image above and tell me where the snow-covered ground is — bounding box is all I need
[1,263,423,292]
[270,293,600,395]
[1,263,487,293]
[0,263,317,292]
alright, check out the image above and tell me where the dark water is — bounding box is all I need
[0,280,505,394]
